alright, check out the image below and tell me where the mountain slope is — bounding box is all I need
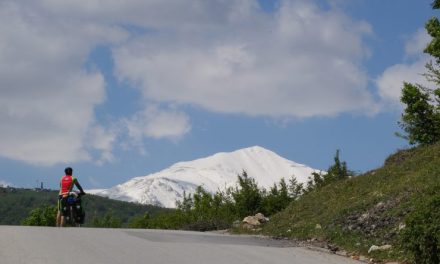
[91,146,320,208]
[263,142,440,261]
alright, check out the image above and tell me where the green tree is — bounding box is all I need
[193,186,214,220]
[288,176,304,200]
[305,150,352,192]
[231,171,263,217]
[91,211,122,228]
[21,205,57,226]
[399,0,440,145]
[325,149,350,182]
[129,213,151,228]
[262,178,292,216]
[176,191,193,213]
[399,83,440,145]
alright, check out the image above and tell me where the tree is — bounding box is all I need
[176,191,193,213]
[399,83,440,145]
[262,178,292,216]
[21,205,57,226]
[91,211,122,228]
[305,150,352,192]
[193,186,214,221]
[399,0,440,145]
[288,176,304,200]
[231,171,263,217]
[325,149,350,182]
[129,213,151,228]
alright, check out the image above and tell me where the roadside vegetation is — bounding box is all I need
[264,143,440,262]
[0,187,168,227]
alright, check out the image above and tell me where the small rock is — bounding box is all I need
[242,223,256,230]
[335,250,348,257]
[398,223,406,230]
[243,216,261,226]
[315,224,322,229]
[254,213,269,223]
[327,244,338,253]
[359,213,370,221]
[368,244,392,253]
[375,202,385,209]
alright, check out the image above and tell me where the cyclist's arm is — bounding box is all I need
[73,178,85,194]
[59,180,62,195]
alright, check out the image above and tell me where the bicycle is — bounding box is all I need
[62,191,85,227]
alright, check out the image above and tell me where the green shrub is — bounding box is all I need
[401,192,440,263]
[91,211,122,228]
[21,205,57,226]
[129,213,151,228]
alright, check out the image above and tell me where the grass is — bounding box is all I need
[262,142,440,262]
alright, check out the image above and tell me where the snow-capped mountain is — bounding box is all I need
[89,146,320,208]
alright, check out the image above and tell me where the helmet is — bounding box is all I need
[64,167,73,175]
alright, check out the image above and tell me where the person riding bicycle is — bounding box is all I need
[56,167,86,227]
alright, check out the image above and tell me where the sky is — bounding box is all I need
[0,0,437,190]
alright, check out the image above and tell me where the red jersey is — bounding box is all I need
[60,175,77,196]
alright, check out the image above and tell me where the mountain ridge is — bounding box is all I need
[90,146,320,208]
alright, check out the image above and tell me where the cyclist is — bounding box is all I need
[56,167,86,227]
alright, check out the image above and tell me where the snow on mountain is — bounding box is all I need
[89,146,320,208]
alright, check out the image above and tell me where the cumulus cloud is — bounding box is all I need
[0,0,380,165]
[124,106,191,142]
[0,1,127,165]
[87,126,117,165]
[114,0,376,118]
[376,29,432,107]
[405,28,431,58]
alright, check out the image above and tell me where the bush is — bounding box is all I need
[401,192,440,263]
[91,211,122,228]
[21,205,57,226]
[129,213,151,228]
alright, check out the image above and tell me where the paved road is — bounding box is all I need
[0,226,361,264]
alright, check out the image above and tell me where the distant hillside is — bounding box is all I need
[263,142,440,261]
[0,187,170,226]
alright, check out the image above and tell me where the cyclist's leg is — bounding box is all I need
[56,197,62,227]
[60,197,68,227]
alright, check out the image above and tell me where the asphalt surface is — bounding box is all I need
[0,226,362,264]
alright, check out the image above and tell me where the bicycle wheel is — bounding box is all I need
[69,206,74,226]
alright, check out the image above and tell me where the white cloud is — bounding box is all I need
[376,58,430,106]
[405,28,431,58]
[114,0,376,118]
[0,0,379,165]
[87,126,117,165]
[124,106,191,142]
[0,1,124,165]
[0,180,12,187]
[376,28,433,107]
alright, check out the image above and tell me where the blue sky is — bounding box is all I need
[0,0,437,189]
